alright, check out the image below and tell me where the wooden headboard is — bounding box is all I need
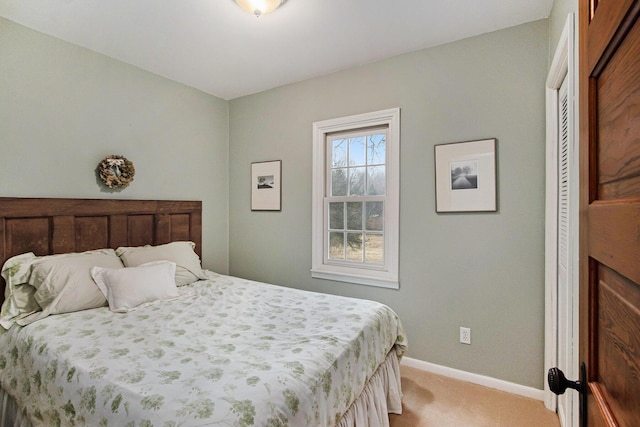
[0,197,202,303]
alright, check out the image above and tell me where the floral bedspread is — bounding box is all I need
[0,272,406,427]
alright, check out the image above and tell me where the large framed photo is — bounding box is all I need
[251,160,282,211]
[434,139,497,212]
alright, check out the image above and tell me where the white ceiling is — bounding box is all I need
[0,0,554,100]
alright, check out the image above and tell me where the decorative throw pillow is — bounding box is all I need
[116,241,207,286]
[17,249,124,326]
[91,261,179,313]
[0,252,40,329]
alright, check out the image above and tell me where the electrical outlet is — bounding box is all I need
[460,327,471,345]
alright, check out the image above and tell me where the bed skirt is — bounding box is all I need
[0,387,30,427]
[338,349,403,427]
[1,350,403,427]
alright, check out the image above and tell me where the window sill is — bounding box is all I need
[311,268,399,289]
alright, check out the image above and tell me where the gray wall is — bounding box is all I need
[549,0,577,60]
[0,17,230,273]
[229,20,549,389]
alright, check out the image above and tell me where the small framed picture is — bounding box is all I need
[251,160,282,211]
[434,139,497,212]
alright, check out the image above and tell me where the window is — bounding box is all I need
[311,108,400,288]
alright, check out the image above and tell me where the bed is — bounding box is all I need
[0,197,407,427]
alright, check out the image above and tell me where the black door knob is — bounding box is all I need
[547,362,587,427]
[548,363,587,427]
[548,367,584,395]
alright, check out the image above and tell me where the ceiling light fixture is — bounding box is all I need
[234,0,285,17]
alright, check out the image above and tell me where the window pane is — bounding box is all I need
[367,165,385,196]
[368,134,386,165]
[329,202,344,230]
[349,167,365,196]
[346,232,363,261]
[366,201,383,231]
[331,168,348,196]
[347,202,362,230]
[365,234,384,264]
[331,139,347,168]
[329,232,345,260]
[349,137,366,166]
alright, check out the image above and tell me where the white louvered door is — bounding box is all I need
[556,75,572,426]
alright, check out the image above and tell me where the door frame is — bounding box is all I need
[544,13,580,426]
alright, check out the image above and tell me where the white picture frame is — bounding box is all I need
[434,139,497,212]
[251,160,282,211]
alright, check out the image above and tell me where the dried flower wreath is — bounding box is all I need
[97,155,135,188]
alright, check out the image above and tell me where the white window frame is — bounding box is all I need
[311,108,400,289]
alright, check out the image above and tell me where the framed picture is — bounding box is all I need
[251,160,282,211]
[434,139,497,212]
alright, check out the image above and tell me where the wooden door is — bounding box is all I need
[579,0,640,426]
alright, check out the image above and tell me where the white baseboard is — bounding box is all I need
[401,357,545,401]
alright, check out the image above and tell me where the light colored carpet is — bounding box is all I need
[389,365,560,427]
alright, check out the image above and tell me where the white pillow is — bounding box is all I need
[116,242,207,286]
[91,261,179,313]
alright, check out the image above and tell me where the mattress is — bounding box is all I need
[0,272,407,426]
